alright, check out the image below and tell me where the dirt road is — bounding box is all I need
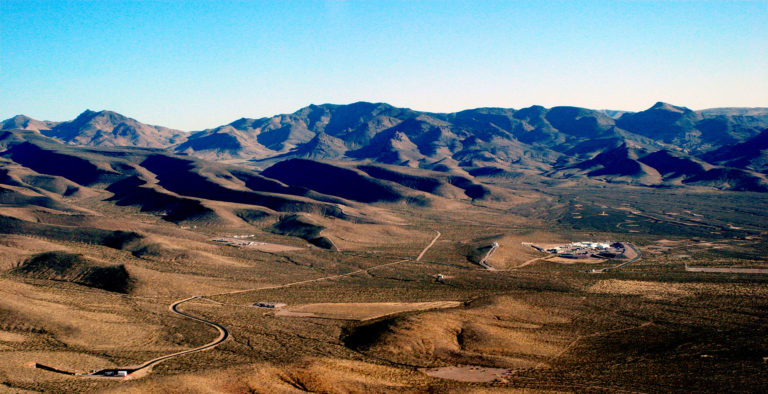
[133,297,229,371]
[416,230,441,261]
[32,296,231,379]
[477,243,497,270]
[540,320,653,368]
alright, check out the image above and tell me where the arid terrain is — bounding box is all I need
[1,103,767,392]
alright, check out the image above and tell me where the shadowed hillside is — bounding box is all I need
[262,159,417,204]
[270,213,338,250]
[11,251,131,293]
[701,129,768,173]
[0,130,360,226]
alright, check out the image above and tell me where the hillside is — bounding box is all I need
[700,129,768,174]
[0,115,58,132]
[0,127,506,233]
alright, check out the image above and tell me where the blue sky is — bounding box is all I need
[2,0,767,130]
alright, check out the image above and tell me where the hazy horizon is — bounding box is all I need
[3,0,767,130]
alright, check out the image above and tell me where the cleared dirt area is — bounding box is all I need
[279,301,463,321]
[248,243,303,252]
[685,266,768,274]
[588,279,692,300]
[211,237,304,252]
[621,242,639,261]
[0,331,26,343]
[422,365,509,383]
[546,256,604,264]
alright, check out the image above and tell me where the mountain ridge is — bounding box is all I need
[4,101,768,192]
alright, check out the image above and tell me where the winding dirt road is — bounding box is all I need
[128,297,229,373]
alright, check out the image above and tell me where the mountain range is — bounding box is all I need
[3,102,768,192]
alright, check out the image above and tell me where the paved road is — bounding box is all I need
[30,229,443,379]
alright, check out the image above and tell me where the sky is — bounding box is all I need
[2,0,767,131]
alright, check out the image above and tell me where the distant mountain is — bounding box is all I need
[225,102,765,169]
[242,103,655,170]
[616,102,767,152]
[699,107,768,117]
[21,110,187,148]
[174,125,273,160]
[283,132,348,160]
[177,102,414,160]
[638,149,712,179]
[0,115,58,132]
[553,142,768,192]
[598,109,629,119]
[5,101,768,193]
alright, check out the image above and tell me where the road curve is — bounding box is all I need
[477,244,498,270]
[129,297,229,373]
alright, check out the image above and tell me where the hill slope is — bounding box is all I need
[11,251,130,293]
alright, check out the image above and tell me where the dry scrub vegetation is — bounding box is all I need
[0,174,767,392]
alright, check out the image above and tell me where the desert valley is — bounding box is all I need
[0,102,766,392]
